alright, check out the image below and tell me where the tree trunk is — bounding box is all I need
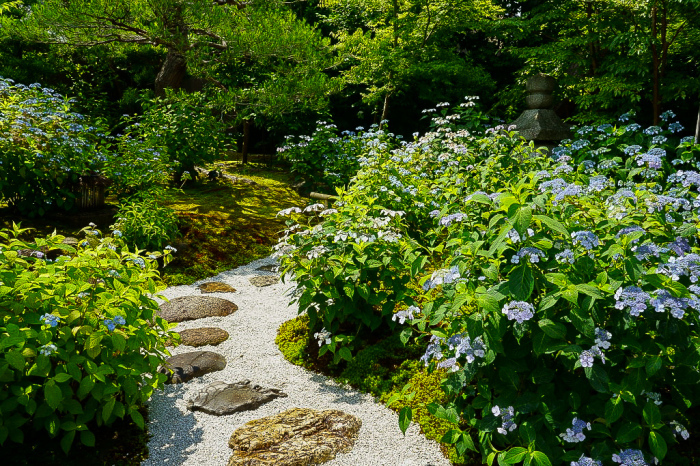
[650,4,661,125]
[380,94,390,128]
[695,102,700,144]
[155,50,187,97]
[242,119,251,164]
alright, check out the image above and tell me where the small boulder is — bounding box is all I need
[187,380,287,416]
[256,264,278,273]
[176,327,230,347]
[159,351,227,384]
[197,282,237,293]
[227,407,361,466]
[158,296,238,323]
[249,275,279,287]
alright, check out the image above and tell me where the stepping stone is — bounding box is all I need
[187,380,287,416]
[198,282,237,293]
[158,351,227,384]
[227,407,361,466]
[256,264,278,273]
[158,296,238,323]
[177,327,229,347]
[249,275,279,287]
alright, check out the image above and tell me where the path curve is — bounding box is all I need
[143,257,450,466]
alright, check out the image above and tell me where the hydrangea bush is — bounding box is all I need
[278,102,700,464]
[0,224,177,453]
[0,77,174,215]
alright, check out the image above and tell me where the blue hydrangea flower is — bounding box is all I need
[612,449,651,466]
[624,145,643,156]
[423,266,461,290]
[39,343,58,356]
[113,315,126,326]
[447,334,486,363]
[671,421,690,440]
[657,253,700,282]
[392,305,420,324]
[492,405,517,434]
[572,231,600,250]
[633,242,662,261]
[439,213,467,227]
[555,249,575,264]
[421,335,444,365]
[511,247,545,264]
[572,455,603,466]
[615,286,650,317]
[41,313,61,327]
[502,301,535,323]
[103,319,116,332]
[580,350,595,367]
[595,328,612,349]
[650,290,691,319]
[560,417,591,443]
[643,126,662,136]
[616,226,645,243]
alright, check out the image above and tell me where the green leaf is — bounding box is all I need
[531,451,552,466]
[616,422,642,443]
[80,430,95,447]
[645,356,662,376]
[643,402,661,428]
[60,431,75,454]
[5,350,25,372]
[649,431,667,460]
[509,264,534,301]
[501,447,528,464]
[54,373,72,383]
[44,381,63,410]
[398,407,412,435]
[102,397,116,423]
[399,328,412,345]
[538,319,567,339]
[440,429,461,444]
[338,347,352,362]
[130,409,145,430]
[510,206,532,235]
[576,284,605,299]
[456,432,476,455]
[534,214,569,236]
[605,397,624,424]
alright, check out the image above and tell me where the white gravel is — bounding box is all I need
[143,256,451,466]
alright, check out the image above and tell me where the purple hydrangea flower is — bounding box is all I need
[560,417,592,443]
[615,286,650,317]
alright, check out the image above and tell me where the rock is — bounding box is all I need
[61,237,80,247]
[177,327,229,347]
[187,380,287,416]
[227,407,361,466]
[255,264,279,273]
[158,296,238,323]
[158,351,227,384]
[197,282,237,293]
[249,275,279,287]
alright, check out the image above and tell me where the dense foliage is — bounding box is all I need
[279,104,700,464]
[0,225,177,453]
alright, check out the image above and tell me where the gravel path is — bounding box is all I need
[143,256,451,466]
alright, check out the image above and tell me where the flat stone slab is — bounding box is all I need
[158,296,238,323]
[256,264,279,273]
[187,380,287,416]
[198,282,237,293]
[159,351,227,384]
[177,327,229,347]
[249,275,279,287]
[227,407,361,466]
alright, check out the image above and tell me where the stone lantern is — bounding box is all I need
[510,74,572,148]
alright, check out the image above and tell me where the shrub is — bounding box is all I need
[0,224,177,453]
[111,192,180,251]
[277,120,400,192]
[279,103,700,464]
[0,77,109,216]
[127,89,231,180]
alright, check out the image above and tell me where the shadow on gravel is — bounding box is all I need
[144,389,203,465]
